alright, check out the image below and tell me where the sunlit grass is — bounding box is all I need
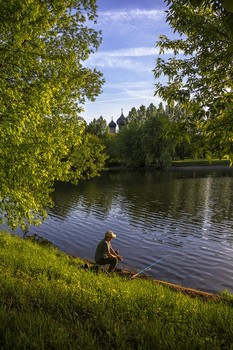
[0,231,233,349]
[171,158,230,167]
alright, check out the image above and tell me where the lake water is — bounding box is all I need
[12,167,233,293]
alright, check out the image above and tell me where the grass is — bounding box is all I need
[171,158,230,167]
[1,231,233,349]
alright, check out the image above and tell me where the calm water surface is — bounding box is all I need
[15,168,233,293]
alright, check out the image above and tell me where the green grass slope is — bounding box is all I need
[171,158,230,167]
[0,231,233,350]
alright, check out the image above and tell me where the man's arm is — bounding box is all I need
[110,247,123,260]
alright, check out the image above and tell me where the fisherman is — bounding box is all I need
[95,230,123,272]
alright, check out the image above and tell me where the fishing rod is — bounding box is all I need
[130,252,173,280]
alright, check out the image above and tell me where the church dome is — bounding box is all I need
[108,119,116,127]
[116,109,126,127]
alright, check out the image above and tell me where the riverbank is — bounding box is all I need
[170,158,231,171]
[169,164,231,171]
[1,231,233,349]
[171,159,230,167]
[107,158,231,171]
[84,261,219,302]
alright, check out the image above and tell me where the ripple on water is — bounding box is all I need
[9,169,233,294]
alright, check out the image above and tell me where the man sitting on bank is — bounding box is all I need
[95,230,123,272]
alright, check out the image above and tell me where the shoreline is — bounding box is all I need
[169,165,232,171]
[106,164,232,172]
[83,259,220,302]
[15,233,223,301]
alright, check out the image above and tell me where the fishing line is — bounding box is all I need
[128,238,191,280]
[130,252,173,280]
[129,241,231,281]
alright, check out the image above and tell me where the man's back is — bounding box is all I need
[95,239,110,262]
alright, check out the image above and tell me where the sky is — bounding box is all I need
[82,0,174,124]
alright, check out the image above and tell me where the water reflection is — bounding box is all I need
[51,170,233,227]
[21,168,233,293]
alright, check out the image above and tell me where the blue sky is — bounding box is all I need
[82,0,173,124]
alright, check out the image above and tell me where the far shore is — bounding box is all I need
[169,164,232,171]
[106,164,232,171]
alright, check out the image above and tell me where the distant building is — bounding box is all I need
[116,109,126,130]
[108,117,117,133]
[108,109,126,133]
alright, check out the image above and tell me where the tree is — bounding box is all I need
[127,107,138,124]
[103,133,120,167]
[0,0,105,229]
[142,108,172,167]
[112,104,173,168]
[188,0,233,13]
[154,0,233,162]
[126,105,147,125]
[164,103,193,160]
[146,103,158,119]
[116,124,145,167]
[85,116,108,138]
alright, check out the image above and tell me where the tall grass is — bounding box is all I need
[0,231,233,349]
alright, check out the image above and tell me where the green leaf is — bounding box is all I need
[0,0,105,229]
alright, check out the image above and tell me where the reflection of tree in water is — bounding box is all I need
[49,170,233,234]
[104,169,233,234]
[49,182,81,218]
[49,174,124,219]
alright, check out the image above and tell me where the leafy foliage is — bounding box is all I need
[142,113,172,167]
[116,122,145,167]
[103,104,174,168]
[85,116,109,138]
[154,0,233,162]
[0,0,105,229]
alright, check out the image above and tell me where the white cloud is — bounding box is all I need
[89,47,174,61]
[87,96,150,104]
[82,92,163,123]
[81,4,169,122]
[106,81,152,90]
[104,81,155,95]
[87,81,156,104]
[86,47,174,70]
[96,47,162,57]
[86,55,152,71]
[98,9,166,24]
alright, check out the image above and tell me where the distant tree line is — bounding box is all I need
[84,102,219,168]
